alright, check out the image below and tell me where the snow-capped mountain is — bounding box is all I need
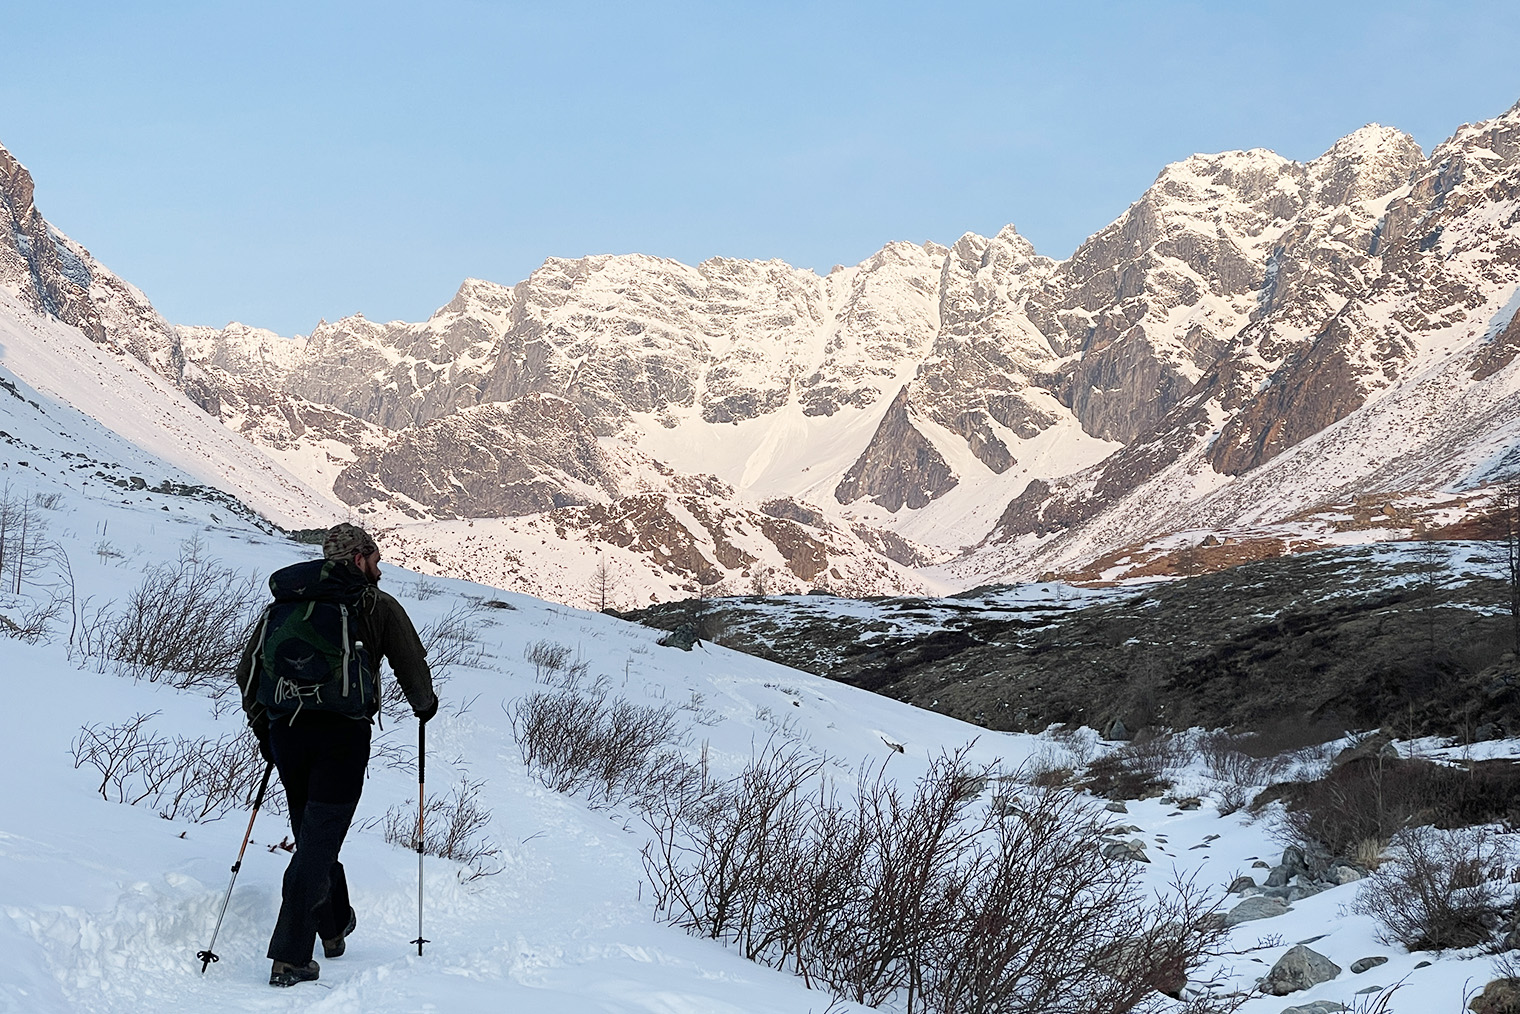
[975,104,1520,581]
[5,100,1520,603]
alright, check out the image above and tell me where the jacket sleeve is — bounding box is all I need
[369,589,438,715]
[235,621,266,728]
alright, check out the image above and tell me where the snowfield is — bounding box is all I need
[0,480,1514,1014]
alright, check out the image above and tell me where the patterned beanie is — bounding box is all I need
[323,522,378,561]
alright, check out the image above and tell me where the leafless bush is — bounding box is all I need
[1082,731,1186,800]
[377,777,502,879]
[1274,756,1520,861]
[405,577,444,601]
[1048,726,1096,766]
[1198,731,1290,787]
[645,745,1228,1014]
[509,676,693,809]
[369,733,416,772]
[1197,731,1297,815]
[70,712,283,822]
[97,538,262,692]
[1353,825,1517,950]
[524,638,589,686]
[0,483,53,595]
[0,588,67,643]
[421,601,488,675]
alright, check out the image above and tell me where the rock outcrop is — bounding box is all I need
[0,142,188,380]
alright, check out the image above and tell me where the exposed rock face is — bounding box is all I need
[0,142,187,380]
[373,492,935,605]
[834,387,959,512]
[981,107,1520,579]
[177,106,1519,593]
[332,394,627,518]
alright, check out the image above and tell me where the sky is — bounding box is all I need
[3,0,1520,336]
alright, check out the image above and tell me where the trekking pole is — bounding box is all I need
[410,719,430,956]
[198,759,275,973]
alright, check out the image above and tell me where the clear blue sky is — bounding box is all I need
[3,0,1519,335]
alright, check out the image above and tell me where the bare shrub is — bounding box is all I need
[645,745,1229,1014]
[1275,756,1520,861]
[70,712,282,822]
[524,638,589,686]
[1198,731,1290,787]
[1082,732,1185,800]
[1197,730,1298,816]
[0,483,53,595]
[405,577,444,601]
[376,778,502,878]
[100,538,262,692]
[1353,825,1516,950]
[1048,726,1096,766]
[509,676,691,809]
[0,589,67,643]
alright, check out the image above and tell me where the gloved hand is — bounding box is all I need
[415,695,439,724]
[251,715,274,764]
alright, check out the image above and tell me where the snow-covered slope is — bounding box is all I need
[0,291,335,530]
[975,103,1520,581]
[0,480,1514,1012]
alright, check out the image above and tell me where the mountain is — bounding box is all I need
[0,149,334,530]
[974,106,1520,581]
[5,101,1520,604]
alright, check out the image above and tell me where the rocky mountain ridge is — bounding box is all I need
[3,100,1519,604]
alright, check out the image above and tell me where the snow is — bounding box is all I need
[0,292,335,530]
[0,429,1513,1011]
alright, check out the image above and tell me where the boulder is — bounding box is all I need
[1280,1003,1349,1014]
[1262,945,1341,995]
[1332,731,1397,769]
[1286,883,1327,904]
[1223,895,1291,926]
[657,623,700,651]
[1228,875,1257,894]
[1350,956,1388,974]
[1102,839,1150,863]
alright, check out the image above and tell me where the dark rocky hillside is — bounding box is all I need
[627,541,1519,740]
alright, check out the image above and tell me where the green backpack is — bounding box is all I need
[254,559,376,720]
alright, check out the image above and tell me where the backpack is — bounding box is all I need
[253,559,376,720]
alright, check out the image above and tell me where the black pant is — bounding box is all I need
[266,714,370,964]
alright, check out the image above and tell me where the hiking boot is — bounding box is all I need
[269,959,320,987]
[322,907,357,959]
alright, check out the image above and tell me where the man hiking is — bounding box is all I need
[236,522,439,987]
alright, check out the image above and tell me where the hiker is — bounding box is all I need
[236,522,438,987]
